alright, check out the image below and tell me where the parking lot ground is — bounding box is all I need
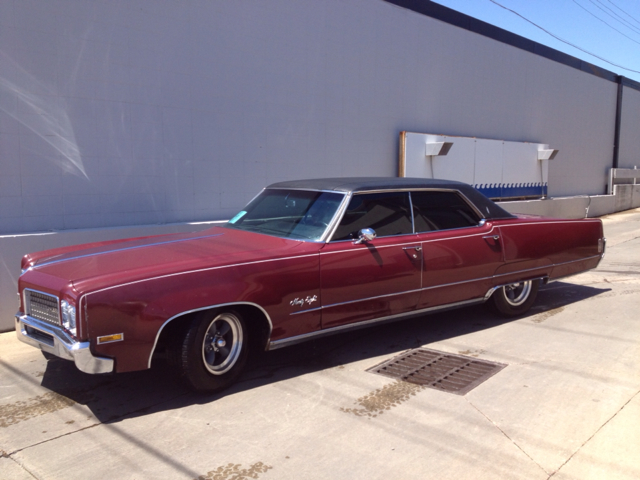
[1,209,639,480]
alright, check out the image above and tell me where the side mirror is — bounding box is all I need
[355,228,376,244]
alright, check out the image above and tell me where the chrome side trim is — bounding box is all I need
[290,287,424,315]
[323,225,500,249]
[147,301,274,367]
[318,288,424,311]
[15,314,113,374]
[269,297,485,350]
[546,253,605,283]
[82,253,322,298]
[549,254,602,269]
[31,233,225,270]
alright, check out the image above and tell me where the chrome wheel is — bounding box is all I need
[201,312,243,375]
[502,281,532,307]
[488,279,540,317]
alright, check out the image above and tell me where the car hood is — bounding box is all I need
[21,226,320,294]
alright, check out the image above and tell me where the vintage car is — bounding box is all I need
[16,178,605,392]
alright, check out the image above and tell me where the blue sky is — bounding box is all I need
[432,0,640,83]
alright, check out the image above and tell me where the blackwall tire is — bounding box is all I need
[489,280,539,317]
[175,310,249,392]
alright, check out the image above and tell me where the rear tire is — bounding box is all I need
[172,310,249,392]
[489,280,539,317]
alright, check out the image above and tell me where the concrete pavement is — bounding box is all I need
[1,209,639,480]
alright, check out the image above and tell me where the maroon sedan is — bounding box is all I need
[16,178,605,392]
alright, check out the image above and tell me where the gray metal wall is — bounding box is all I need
[619,86,640,169]
[0,0,633,236]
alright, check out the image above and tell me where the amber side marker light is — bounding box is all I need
[97,333,124,344]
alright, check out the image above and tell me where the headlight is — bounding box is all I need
[61,300,77,336]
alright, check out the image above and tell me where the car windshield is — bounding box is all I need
[225,189,345,240]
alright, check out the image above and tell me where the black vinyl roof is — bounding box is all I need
[267,177,515,219]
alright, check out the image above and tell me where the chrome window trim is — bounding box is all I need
[325,188,487,243]
[327,190,414,242]
[409,189,485,230]
[320,237,425,253]
[265,187,347,194]
[228,187,489,244]
[326,231,421,244]
[408,191,416,234]
[347,188,486,220]
[323,192,353,242]
[225,189,349,243]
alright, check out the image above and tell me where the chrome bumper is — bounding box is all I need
[15,314,114,374]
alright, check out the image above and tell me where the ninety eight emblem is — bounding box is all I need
[290,295,318,307]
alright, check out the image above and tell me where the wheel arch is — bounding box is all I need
[484,275,549,301]
[148,302,273,368]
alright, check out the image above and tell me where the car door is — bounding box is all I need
[410,190,505,308]
[319,191,422,328]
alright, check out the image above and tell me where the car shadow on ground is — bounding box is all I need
[38,281,609,423]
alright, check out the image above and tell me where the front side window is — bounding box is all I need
[225,189,344,241]
[332,192,413,241]
[411,191,480,232]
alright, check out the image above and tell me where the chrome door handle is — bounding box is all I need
[483,235,500,241]
[402,245,422,259]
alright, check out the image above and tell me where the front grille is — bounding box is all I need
[25,290,60,326]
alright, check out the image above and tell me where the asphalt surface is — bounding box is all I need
[1,209,639,480]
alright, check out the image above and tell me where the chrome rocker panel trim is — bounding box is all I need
[15,314,114,374]
[268,297,484,350]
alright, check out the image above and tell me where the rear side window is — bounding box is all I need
[411,191,480,232]
[332,192,413,241]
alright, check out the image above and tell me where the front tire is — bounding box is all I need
[173,310,249,392]
[489,280,539,317]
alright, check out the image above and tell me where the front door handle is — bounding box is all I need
[403,246,422,259]
[482,234,501,247]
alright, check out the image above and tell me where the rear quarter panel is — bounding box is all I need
[495,217,603,282]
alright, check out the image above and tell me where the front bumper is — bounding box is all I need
[15,314,114,374]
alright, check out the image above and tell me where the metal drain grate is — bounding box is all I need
[367,348,507,395]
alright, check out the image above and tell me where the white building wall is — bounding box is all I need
[0,0,627,237]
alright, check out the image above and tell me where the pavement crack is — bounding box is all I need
[547,388,640,478]
[7,421,103,456]
[466,399,550,476]
[3,455,39,480]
